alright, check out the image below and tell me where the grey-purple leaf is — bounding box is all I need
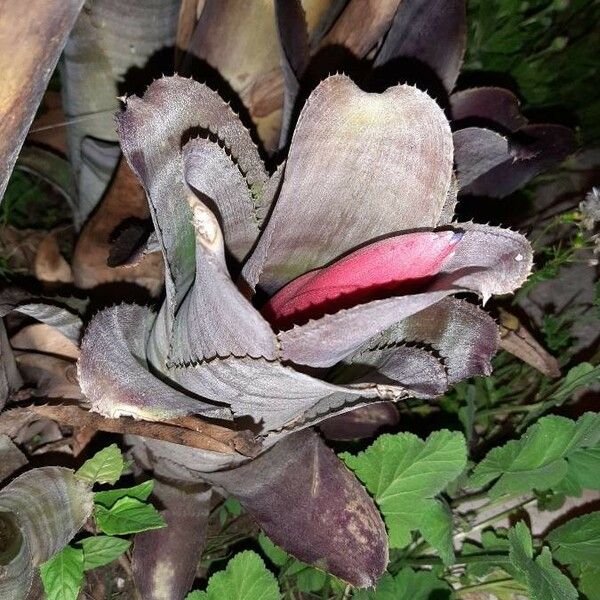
[78,304,229,421]
[0,467,93,600]
[388,298,499,384]
[118,76,267,332]
[167,195,278,364]
[274,0,310,147]
[243,74,453,293]
[278,224,530,367]
[61,0,180,224]
[374,0,467,92]
[169,355,379,433]
[0,436,27,484]
[1,321,22,410]
[202,429,388,587]
[334,344,449,398]
[132,481,212,600]
[182,138,260,264]
[320,0,403,58]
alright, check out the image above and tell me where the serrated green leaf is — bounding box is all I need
[508,522,578,600]
[94,496,165,535]
[93,480,154,508]
[470,413,600,497]
[342,430,466,562]
[547,512,600,567]
[40,546,84,600]
[354,568,452,600]
[75,444,125,485]
[79,535,131,571]
[187,551,280,600]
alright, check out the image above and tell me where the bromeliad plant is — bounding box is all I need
[74,72,533,593]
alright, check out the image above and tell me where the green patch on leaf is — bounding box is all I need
[40,546,84,600]
[75,444,125,485]
[79,536,131,571]
[341,430,467,563]
[94,480,154,508]
[95,496,165,535]
[186,550,280,600]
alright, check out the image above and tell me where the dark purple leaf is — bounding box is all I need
[320,404,399,441]
[374,0,467,92]
[461,124,576,197]
[450,87,527,131]
[132,481,211,600]
[202,429,388,587]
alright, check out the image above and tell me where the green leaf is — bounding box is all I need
[186,551,280,600]
[75,444,125,485]
[547,512,600,567]
[40,546,84,600]
[94,480,154,508]
[580,565,600,600]
[342,430,466,563]
[79,536,131,571]
[95,496,165,535]
[285,561,327,593]
[469,413,600,497]
[508,522,578,600]
[258,532,288,567]
[354,568,452,600]
[550,363,600,405]
[258,532,327,592]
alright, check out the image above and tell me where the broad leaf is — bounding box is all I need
[374,0,467,92]
[75,443,124,485]
[186,551,280,600]
[202,429,388,587]
[342,430,467,563]
[94,480,154,508]
[243,74,453,294]
[547,512,600,567]
[80,536,130,571]
[95,496,165,535]
[580,565,600,600]
[508,522,577,600]
[469,413,600,497]
[40,546,84,600]
[354,568,452,600]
